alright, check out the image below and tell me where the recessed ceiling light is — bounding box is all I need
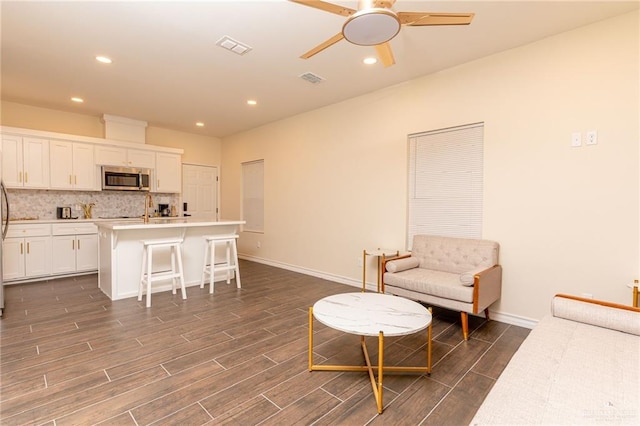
[96,56,112,64]
[196,122,204,127]
[363,57,378,65]
[71,97,84,103]
[247,100,257,106]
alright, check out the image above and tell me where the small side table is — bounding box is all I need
[628,280,639,307]
[362,248,400,293]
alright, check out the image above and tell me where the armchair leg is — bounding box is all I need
[461,312,469,340]
[484,308,490,321]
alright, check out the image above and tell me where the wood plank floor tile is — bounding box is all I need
[95,412,137,425]
[258,388,341,425]
[312,385,382,425]
[369,376,451,425]
[129,356,276,424]
[428,338,491,387]
[210,395,280,425]
[421,371,495,426]
[3,366,167,425]
[55,361,222,425]
[150,403,213,425]
[471,324,530,380]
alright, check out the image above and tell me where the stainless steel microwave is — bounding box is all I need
[102,166,151,191]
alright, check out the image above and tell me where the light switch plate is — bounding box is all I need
[571,132,582,147]
[586,130,598,145]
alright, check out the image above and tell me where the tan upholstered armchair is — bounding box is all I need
[382,235,502,340]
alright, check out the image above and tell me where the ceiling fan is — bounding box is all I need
[289,0,474,67]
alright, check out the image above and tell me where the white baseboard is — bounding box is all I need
[239,254,539,329]
[489,310,538,329]
[239,254,363,289]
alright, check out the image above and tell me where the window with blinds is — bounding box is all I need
[241,159,264,233]
[407,123,484,248]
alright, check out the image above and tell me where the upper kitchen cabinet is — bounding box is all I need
[1,135,49,188]
[95,146,155,169]
[155,152,181,193]
[50,141,96,190]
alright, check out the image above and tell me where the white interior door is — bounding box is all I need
[182,164,218,221]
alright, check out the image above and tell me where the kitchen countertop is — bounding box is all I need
[96,219,244,230]
[7,217,185,225]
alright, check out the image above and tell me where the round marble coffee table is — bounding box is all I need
[308,292,433,414]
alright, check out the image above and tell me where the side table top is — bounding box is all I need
[313,292,432,337]
[365,248,400,257]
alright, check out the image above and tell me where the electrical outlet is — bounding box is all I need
[586,130,598,145]
[357,257,363,268]
[581,292,593,299]
[256,241,261,248]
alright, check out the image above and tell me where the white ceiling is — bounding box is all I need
[1,1,638,138]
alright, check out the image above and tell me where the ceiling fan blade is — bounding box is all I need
[375,42,395,67]
[288,0,355,17]
[398,12,474,26]
[301,33,345,59]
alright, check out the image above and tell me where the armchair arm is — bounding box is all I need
[473,265,502,314]
[381,254,412,292]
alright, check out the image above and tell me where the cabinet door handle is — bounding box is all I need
[157,179,160,188]
[19,171,23,183]
[75,175,78,185]
[25,172,28,183]
[27,242,30,254]
[72,240,75,250]
[77,239,81,250]
[69,175,73,184]
[20,242,23,254]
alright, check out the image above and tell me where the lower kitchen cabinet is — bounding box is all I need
[2,224,51,281]
[51,223,98,274]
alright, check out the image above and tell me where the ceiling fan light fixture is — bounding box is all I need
[342,8,400,46]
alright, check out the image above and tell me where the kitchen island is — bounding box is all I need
[96,219,244,301]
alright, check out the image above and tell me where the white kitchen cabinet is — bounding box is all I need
[51,223,98,274]
[95,146,155,169]
[94,145,126,166]
[127,149,155,169]
[50,141,96,190]
[155,152,181,193]
[1,135,49,188]
[3,238,26,280]
[3,224,51,281]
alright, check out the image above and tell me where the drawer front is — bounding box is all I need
[52,223,98,236]
[6,224,51,238]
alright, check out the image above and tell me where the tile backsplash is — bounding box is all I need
[7,189,179,220]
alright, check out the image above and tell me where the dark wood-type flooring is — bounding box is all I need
[0,260,529,425]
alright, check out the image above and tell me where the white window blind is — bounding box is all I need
[407,123,484,248]
[242,159,264,233]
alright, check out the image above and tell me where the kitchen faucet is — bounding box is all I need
[143,192,154,224]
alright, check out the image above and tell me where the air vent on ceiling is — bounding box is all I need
[216,36,252,55]
[299,72,325,84]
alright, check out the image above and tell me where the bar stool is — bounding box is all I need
[200,234,241,293]
[139,237,186,307]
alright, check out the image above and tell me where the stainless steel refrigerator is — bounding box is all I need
[1,180,8,317]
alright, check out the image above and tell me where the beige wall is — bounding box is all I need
[221,11,640,321]
[0,101,222,166]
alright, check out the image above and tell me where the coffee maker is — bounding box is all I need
[158,204,170,217]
